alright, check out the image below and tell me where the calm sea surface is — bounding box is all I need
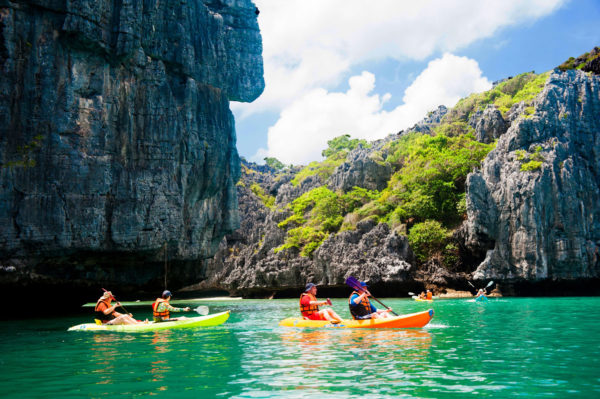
[1,297,599,398]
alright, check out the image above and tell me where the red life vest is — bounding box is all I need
[152,298,170,320]
[94,299,115,323]
[348,291,372,320]
[299,293,319,317]
[426,292,433,300]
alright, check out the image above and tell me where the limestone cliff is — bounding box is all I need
[462,69,600,288]
[0,0,264,304]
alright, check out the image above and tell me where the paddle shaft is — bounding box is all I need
[368,294,399,316]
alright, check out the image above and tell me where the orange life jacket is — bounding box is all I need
[152,298,170,320]
[299,293,319,317]
[348,291,372,320]
[94,299,115,323]
[426,292,432,300]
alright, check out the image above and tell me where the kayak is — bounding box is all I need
[475,295,488,302]
[279,309,433,329]
[68,311,230,332]
[412,296,433,302]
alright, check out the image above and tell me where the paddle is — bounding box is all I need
[345,276,399,316]
[194,306,209,316]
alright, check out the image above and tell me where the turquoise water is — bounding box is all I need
[1,297,599,398]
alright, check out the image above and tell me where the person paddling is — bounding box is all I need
[348,281,392,320]
[475,288,487,299]
[152,290,192,322]
[426,290,433,300]
[300,283,343,324]
[95,291,140,325]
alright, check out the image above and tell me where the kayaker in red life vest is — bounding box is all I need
[94,291,140,325]
[348,281,392,320]
[426,290,433,300]
[152,290,192,322]
[300,283,343,324]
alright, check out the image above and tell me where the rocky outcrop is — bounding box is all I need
[411,105,448,134]
[0,0,264,303]
[199,209,416,296]
[327,144,392,192]
[469,105,508,143]
[462,70,600,283]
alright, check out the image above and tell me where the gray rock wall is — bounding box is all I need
[0,0,264,293]
[463,70,600,282]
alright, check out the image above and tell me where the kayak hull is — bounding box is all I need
[414,298,433,302]
[68,311,230,332]
[279,309,433,329]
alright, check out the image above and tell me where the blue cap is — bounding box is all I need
[304,283,316,292]
[360,281,368,288]
[162,290,172,298]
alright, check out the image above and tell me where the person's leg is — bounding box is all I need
[323,309,343,323]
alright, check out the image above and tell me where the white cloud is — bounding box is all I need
[234,0,566,117]
[255,54,492,165]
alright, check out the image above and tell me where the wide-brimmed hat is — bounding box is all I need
[304,283,316,292]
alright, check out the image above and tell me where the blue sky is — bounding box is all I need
[233,0,600,165]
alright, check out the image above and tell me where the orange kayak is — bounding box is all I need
[279,309,433,328]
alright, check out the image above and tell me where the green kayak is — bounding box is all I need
[68,311,230,332]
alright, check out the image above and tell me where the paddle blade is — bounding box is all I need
[486,280,494,288]
[408,292,415,296]
[467,281,476,289]
[195,306,209,316]
[345,276,361,291]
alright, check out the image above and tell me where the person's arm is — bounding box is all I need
[167,303,190,312]
[351,293,367,305]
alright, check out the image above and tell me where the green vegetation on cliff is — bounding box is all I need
[277,132,494,257]
[291,134,369,186]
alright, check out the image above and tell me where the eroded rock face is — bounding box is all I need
[0,0,264,298]
[462,70,600,282]
[469,105,508,143]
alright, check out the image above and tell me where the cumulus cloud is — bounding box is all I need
[255,54,492,165]
[233,0,566,117]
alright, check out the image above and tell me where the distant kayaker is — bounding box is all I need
[300,283,343,324]
[348,281,392,320]
[475,289,487,299]
[426,290,433,300]
[95,291,140,325]
[419,291,426,300]
[152,290,192,322]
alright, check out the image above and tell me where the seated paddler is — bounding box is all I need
[95,291,141,325]
[152,290,192,322]
[300,283,343,324]
[348,281,392,320]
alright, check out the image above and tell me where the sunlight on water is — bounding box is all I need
[1,297,599,398]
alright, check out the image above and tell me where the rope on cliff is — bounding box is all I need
[164,242,168,290]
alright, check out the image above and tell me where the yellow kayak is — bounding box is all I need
[279,309,433,329]
[68,311,230,332]
[414,298,433,302]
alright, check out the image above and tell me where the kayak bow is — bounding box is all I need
[279,309,433,329]
[68,311,230,332]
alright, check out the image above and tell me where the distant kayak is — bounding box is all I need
[68,311,230,332]
[279,309,433,329]
[412,296,434,302]
[475,295,488,302]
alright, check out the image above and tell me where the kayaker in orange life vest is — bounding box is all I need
[299,283,343,324]
[94,291,141,325]
[426,290,433,300]
[348,281,392,320]
[152,290,192,322]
